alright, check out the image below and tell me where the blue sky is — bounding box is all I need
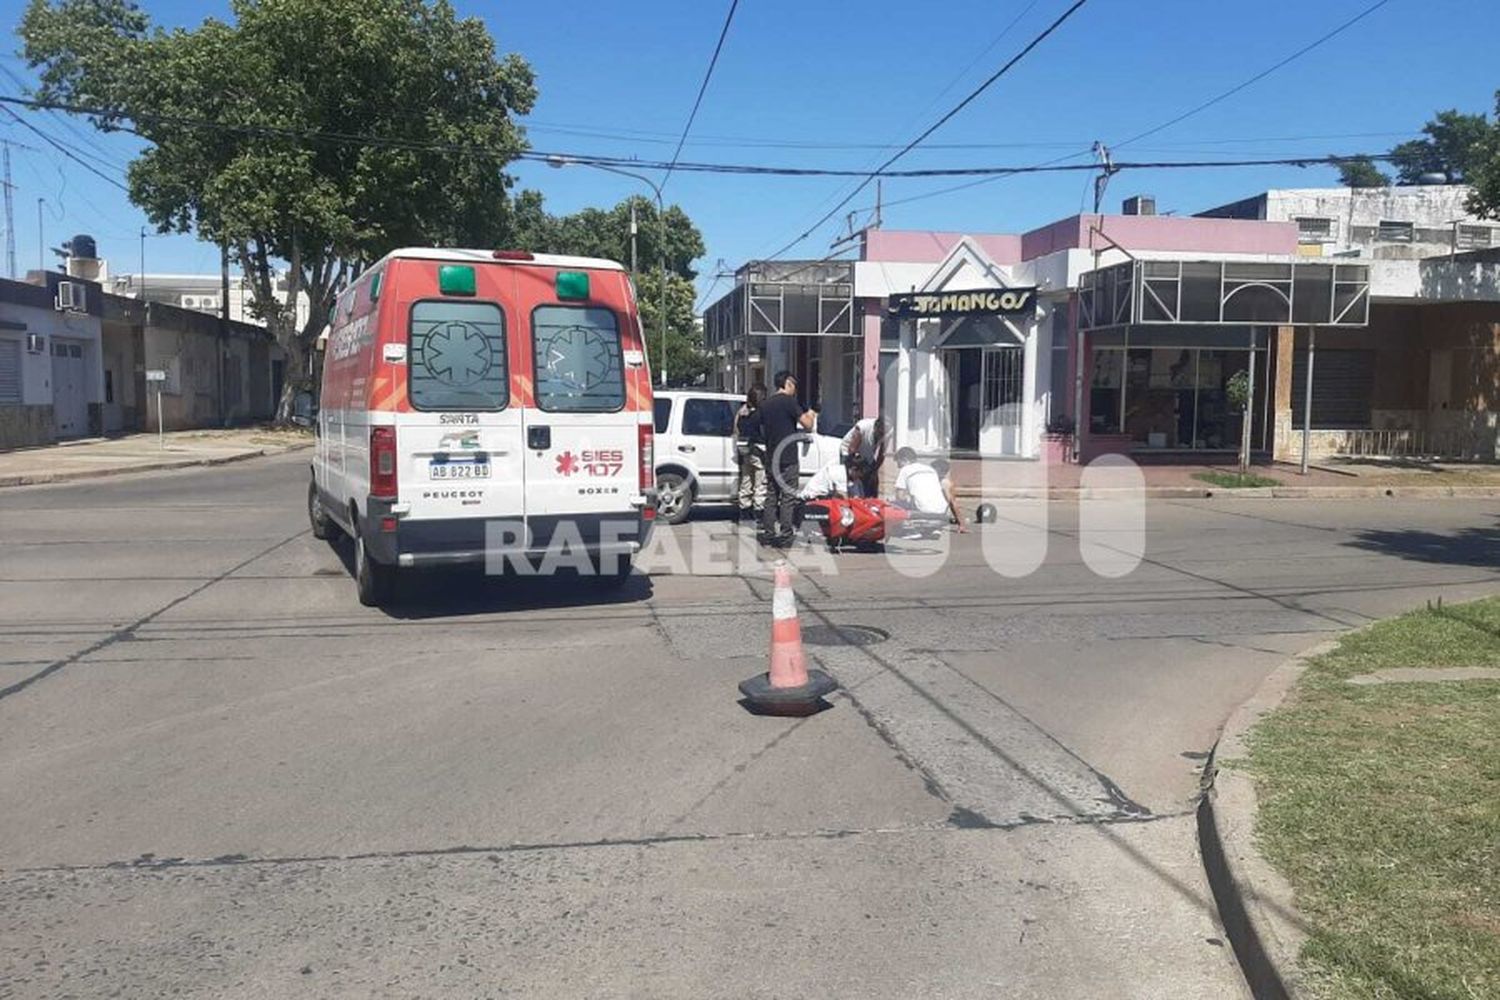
[2,0,1498,304]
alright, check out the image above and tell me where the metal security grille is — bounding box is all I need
[1292,348,1374,428]
[983,348,1024,421]
[0,338,19,404]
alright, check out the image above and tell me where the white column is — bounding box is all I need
[894,320,912,451]
[1021,318,1040,458]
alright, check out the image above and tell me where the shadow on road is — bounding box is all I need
[1344,518,1500,569]
[326,538,655,619]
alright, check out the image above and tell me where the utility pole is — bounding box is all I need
[219,241,230,426]
[1091,141,1118,215]
[629,199,638,278]
[139,227,147,301]
[36,197,44,273]
[1,142,14,280]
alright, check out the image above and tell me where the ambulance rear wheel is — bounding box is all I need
[354,531,395,607]
[308,479,334,541]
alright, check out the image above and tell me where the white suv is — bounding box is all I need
[652,390,844,523]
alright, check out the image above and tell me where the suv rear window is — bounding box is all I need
[653,397,672,434]
[682,398,735,437]
[532,305,625,412]
[408,300,508,411]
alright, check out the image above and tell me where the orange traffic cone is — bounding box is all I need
[739,560,837,716]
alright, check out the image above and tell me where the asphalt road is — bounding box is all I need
[1,453,1496,999]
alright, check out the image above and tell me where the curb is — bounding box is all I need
[1199,639,1337,1000]
[954,484,1500,501]
[0,441,312,489]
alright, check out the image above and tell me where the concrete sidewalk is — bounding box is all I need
[0,428,313,487]
[945,458,1500,500]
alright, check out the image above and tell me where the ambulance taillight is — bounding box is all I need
[370,426,399,500]
[638,423,654,493]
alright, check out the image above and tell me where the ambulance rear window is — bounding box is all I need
[408,300,509,411]
[531,305,625,412]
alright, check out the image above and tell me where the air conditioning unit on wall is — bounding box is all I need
[25,333,45,354]
[55,280,85,312]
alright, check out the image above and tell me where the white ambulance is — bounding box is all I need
[308,249,656,606]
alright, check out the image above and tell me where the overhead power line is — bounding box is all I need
[756,0,1094,263]
[0,104,128,191]
[1113,0,1396,150]
[662,0,739,193]
[853,0,1398,215]
[751,0,1048,263]
[0,94,1404,180]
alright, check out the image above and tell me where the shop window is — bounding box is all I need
[1048,309,1071,422]
[1089,350,1123,433]
[1376,220,1413,243]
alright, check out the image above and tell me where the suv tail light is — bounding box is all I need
[370,425,398,499]
[638,422,654,493]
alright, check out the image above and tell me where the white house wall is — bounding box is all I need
[0,298,104,447]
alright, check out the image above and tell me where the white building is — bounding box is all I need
[0,272,106,446]
[109,270,312,331]
[1198,185,1499,260]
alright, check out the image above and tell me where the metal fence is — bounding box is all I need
[1333,427,1497,461]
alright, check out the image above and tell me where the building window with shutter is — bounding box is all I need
[1376,220,1414,243]
[1457,224,1494,250]
[1294,217,1335,244]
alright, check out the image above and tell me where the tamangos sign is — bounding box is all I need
[888,287,1038,319]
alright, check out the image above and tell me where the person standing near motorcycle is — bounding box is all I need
[732,385,767,522]
[758,371,815,546]
[840,416,887,498]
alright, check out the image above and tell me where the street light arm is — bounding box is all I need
[585,163,664,210]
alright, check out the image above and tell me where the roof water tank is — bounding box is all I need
[69,234,98,259]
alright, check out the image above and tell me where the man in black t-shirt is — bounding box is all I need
[758,370,815,544]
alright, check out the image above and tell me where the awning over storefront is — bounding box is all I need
[1079,259,1371,331]
[702,260,856,351]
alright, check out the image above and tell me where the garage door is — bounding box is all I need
[0,338,20,404]
[51,339,89,438]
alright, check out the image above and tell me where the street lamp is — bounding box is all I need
[546,155,670,387]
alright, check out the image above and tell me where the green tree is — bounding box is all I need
[632,268,714,386]
[1390,109,1492,184]
[21,0,537,411]
[526,195,705,280]
[1466,91,1500,221]
[1336,156,1389,188]
[509,191,712,384]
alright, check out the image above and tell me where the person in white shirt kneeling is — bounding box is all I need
[893,448,967,533]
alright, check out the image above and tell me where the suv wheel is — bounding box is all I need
[655,472,693,525]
